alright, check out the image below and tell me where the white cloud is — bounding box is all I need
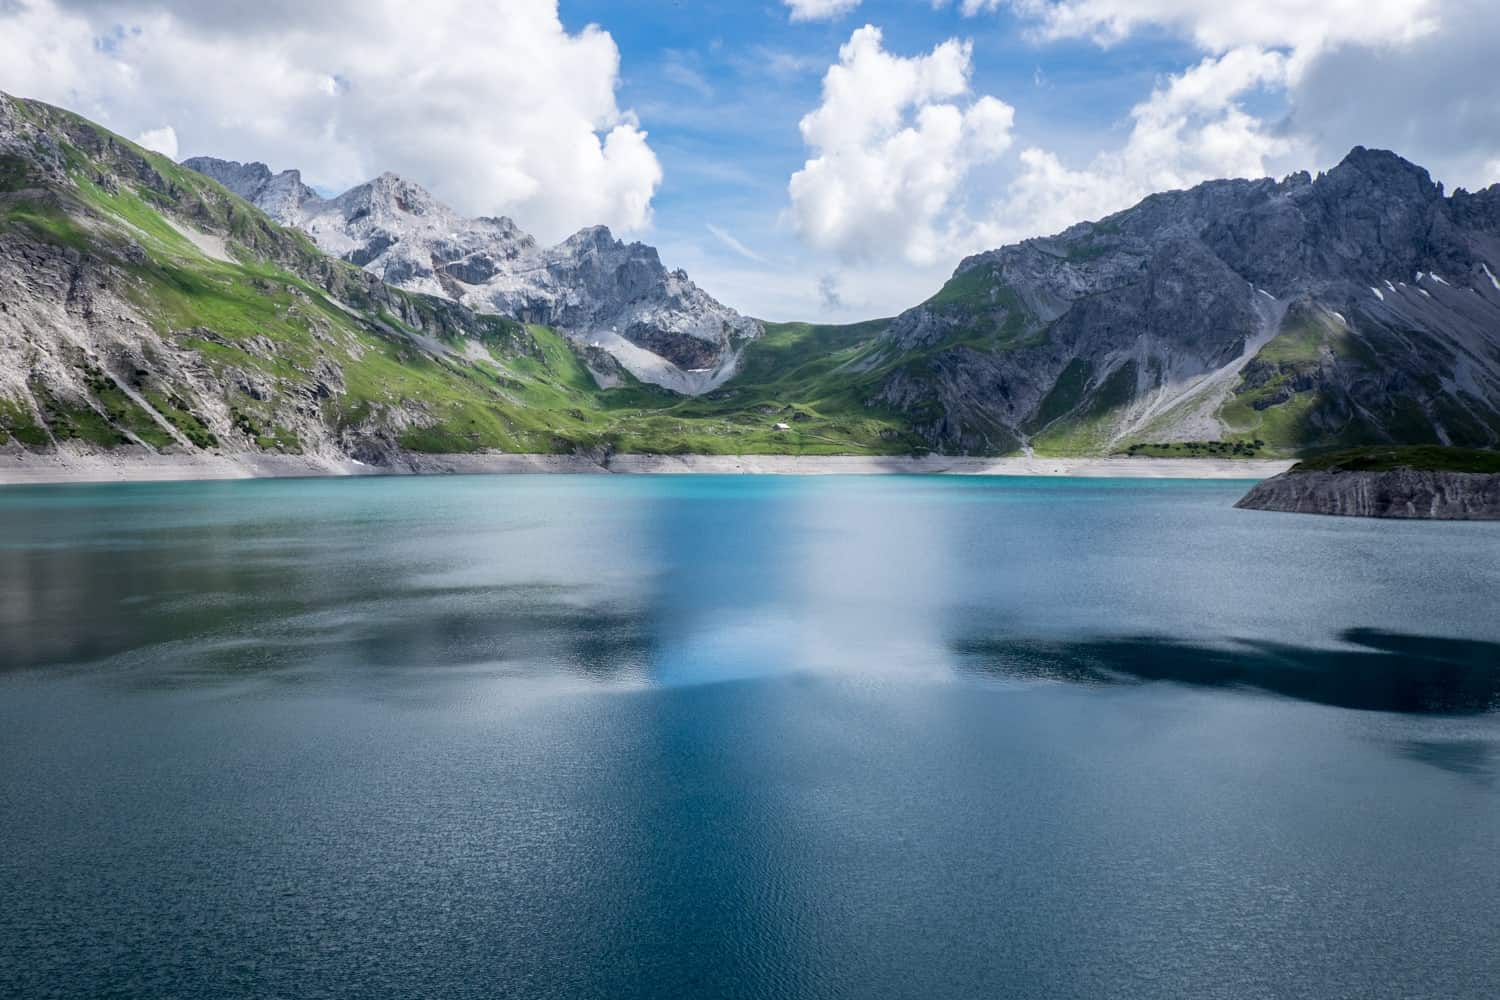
[787,27,1285,264]
[974,47,1293,245]
[706,223,767,264]
[0,0,662,243]
[975,0,1438,58]
[134,124,178,159]
[788,25,1014,265]
[1282,0,1500,192]
[784,0,862,22]
[976,0,1500,194]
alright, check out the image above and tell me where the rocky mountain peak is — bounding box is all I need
[561,225,618,253]
[333,172,442,221]
[181,157,272,196]
[1328,146,1443,200]
[876,144,1500,455]
[180,156,319,221]
[182,156,760,394]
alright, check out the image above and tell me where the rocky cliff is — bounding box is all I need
[182,156,760,393]
[867,148,1500,455]
[1236,469,1500,519]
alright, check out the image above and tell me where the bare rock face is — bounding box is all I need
[182,158,760,393]
[874,148,1500,455]
[1236,469,1500,519]
[180,157,320,221]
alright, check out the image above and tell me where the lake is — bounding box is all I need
[2,474,1498,999]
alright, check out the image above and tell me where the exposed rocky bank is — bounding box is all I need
[0,451,1294,486]
[1237,468,1500,519]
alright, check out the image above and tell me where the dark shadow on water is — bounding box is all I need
[953,628,1500,715]
[1,579,658,690]
[1395,738,1496,784]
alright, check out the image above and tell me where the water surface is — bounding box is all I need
[2,475,1498,999]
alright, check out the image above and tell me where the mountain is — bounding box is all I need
[182,156,759,394]
[866,148,1500,455]
[4,91,1499,472]
[0,93,910,467]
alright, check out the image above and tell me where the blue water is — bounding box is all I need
[1,474,1498,999]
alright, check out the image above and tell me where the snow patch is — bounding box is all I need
[1384,280,1397,292]
[1482,263,1500,292]
[1419,288,1431,298]
[1332,311,1347,325]
[1257,288,1276,300]
[1370,286,1385,301]
[1430,273,1449,285]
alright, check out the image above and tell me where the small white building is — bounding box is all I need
[773,422,791,431]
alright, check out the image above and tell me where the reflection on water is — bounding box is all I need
[953,629,1500,714]
[1396,738,1496,784]
[2,475,1499,999]
[6,474,1499,690]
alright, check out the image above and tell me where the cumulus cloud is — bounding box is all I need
[976,48,1293,244]
[983,0,1500,193]
[787,24,1286,263]
[809,0,1495,273]
[784,0,862,22]
[788,26,1015,265]
[0,0,662,242]
[1281,0,1500,192]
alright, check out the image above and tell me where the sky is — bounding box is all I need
[2,0,1498,322]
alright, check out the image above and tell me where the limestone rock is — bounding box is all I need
[183,157,760,393]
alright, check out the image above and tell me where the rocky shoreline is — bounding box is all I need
[0,450,1294,486]
[1236,468,1500,520]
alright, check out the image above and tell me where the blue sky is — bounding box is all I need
[2,0,1497,322]
[545,0,1498,321]
[560,0,1212,318]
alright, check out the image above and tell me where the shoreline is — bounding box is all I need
[0,450,1295,486]
[1236,468,1500,520]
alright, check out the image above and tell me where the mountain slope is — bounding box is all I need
[182,156,760,394]
[870,149,1500,456]
[0,93,913,464]
[5,92,1497,469]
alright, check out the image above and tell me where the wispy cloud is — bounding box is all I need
[706,223,767,263]
[818,273,844,311]
[662,51,715,99]
[744,46,826,82]
[784,0,861,23]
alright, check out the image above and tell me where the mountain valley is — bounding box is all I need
[3,91,1499,470]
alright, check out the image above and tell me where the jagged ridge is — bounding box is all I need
[869,148,1500,455]
[0,93,914,464]
[6,90,1500,467]
[182,155,761,394]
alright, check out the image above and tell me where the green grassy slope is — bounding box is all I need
[1292,446,1500,474]
[0,95,926,458]
[22,94,1485,464]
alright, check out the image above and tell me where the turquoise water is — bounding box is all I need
[2,474,1498,998]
